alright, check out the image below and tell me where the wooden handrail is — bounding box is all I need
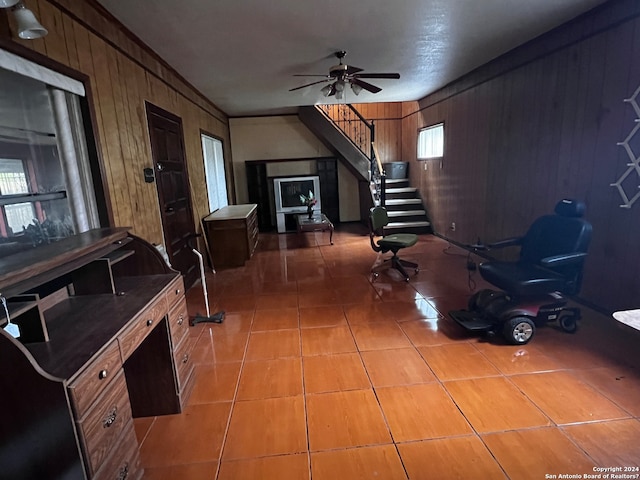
[372,142,384,176]
[347,104,373,129]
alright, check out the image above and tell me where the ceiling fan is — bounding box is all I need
[289,51,400,99]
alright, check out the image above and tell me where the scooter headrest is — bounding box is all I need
[554,199,585,218]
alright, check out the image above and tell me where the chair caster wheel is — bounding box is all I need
[414,268,419,274]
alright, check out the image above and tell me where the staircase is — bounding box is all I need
[298,105,370,181]
[383,177,431,234]
[298,104,430,233]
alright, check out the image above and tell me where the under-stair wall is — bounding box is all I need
[298,106,370,181]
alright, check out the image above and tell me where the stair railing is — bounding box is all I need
[371,142,386,207]
[317,104,384,206]
[317,104,375,160]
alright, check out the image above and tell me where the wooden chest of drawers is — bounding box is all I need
[202,204,258,267]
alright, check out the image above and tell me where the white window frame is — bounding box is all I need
[201,134,228,213]
[417,122,444,160]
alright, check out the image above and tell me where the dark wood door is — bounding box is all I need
[146,103,197,287]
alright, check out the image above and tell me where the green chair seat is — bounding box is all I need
[369,206,419,281]
[378,233,418,249]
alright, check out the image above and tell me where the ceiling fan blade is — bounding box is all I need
[353,73,401,79]
[345,65,363,75]
[351,78,382,94]
[289,79,331,91]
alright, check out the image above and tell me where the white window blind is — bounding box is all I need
[417,123,444,160]
[201,134,228,213]
[0,48,85,96]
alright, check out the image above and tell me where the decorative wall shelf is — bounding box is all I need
[612,84,640,208]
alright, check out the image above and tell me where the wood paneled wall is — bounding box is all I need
[350,102,403,163]
[1,0,231,247]
[401,0,640,312]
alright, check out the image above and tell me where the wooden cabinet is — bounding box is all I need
[244,158,340,231]
[202,204,258,268]
[0,228,194,479]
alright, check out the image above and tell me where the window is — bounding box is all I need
[201,134,228,213]
[417,123,444,160]
[0,50,100,257]
[0,158,34,233]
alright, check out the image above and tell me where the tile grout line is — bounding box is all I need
[298,300,313,480]
[212,310,255,480]
[416,343,514,480]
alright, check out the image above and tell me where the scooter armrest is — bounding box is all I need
[540,252,587,267]
[488,237,523,249]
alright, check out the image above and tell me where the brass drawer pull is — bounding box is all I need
[103,407,118,428]
[146,319,153,327]
[118,462,129,480]
[98,369,108,380]
[177,315,184,326]
[175,288,181,295]
[182,353,189,364]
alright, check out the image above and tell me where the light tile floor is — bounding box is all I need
[136,225,640,480]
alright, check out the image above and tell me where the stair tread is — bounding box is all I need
[386,221,431,228]
[386,198,422,205]
[384,178,408,183]
[387,210,427,216]
[386,187,417,193]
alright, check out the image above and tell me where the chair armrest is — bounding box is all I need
[540,252,587,267]
[488,237,523,249]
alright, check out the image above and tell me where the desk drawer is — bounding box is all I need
[165,275,184,310]
[173,335,194,394]
[93,421,142,480]
[118,298,167,360]
[168,298,189,348]
[78,370,132,475]
[69,341,122,418]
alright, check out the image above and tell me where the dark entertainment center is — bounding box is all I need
[245,157,339,232]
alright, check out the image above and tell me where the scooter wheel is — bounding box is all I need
[503,316,535,345]
[559,315,578,334]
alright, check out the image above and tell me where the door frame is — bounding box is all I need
[145,101,198,285]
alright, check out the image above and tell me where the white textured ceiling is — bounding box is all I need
[97,0,606,117]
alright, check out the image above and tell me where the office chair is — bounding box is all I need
[369,206,419,281]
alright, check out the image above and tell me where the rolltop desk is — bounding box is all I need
[0,228,194,480]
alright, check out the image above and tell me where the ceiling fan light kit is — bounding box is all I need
[289,50,399,99]
[0,1,48,39]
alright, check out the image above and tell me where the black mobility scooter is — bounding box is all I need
[449,199,592,345]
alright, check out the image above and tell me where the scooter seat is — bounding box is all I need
[479,261,567,297]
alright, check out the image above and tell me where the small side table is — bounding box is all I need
[296,213,334,245]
